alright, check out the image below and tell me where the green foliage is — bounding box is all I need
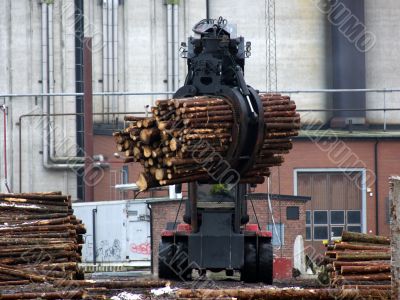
[210,184,229,195]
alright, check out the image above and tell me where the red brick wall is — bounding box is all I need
[247,199,306,259]
[92,135,188,201]
[149,198,307,274]
[150,200,185,274]
[255,140,400,236]
[94,135,400,236]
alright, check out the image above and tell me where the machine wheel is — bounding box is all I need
[241,239,258,283]
[158,239,176,280]
[258,239,273,284]
[173,241,192,281]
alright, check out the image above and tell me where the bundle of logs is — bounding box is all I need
[323,230,391,294]
[114,94,300,191]
[0,192,169,299]
[0,192,85,283]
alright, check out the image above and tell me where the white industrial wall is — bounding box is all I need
[365,0,400,125]
[0,0,78,196]
[0,0,399,196]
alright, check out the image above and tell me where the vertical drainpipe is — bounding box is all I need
[147,203,153,274]
[374,140,379,235]
[112,0,119,118]
[84,38,94,202]
[167,3,176,200]
[173,3,179,92]
[167,3,173,96]
[75,0,85,200]
[102,0,108,123]
[107,0,113,122]
[173,2,181,199]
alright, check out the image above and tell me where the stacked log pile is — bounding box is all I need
[0,192,85,281]
[323,230,391,294]
[0,192,169,299]
[114,94,300,191]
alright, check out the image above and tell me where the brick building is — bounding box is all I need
[92,129,400,258]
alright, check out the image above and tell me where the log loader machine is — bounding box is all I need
[158,18,274,283]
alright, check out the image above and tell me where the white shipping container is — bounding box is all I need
[73,200,151,268]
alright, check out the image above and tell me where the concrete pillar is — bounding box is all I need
[390,176,400,298]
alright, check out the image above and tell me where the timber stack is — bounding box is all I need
[0,192,85,282]
[323,230,391,293]
[0,192,169,299]
[114,94,300,191]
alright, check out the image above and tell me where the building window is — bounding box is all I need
[287,206,300,220]
[122,165,129,184]
[347,210,361,233]
[306,210,312,240]
[330,210,344,239]
[313,210,328,240]
[267,223,284,246]
[306,209,362,241]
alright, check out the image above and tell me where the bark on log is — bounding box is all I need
[334,242,389,251]
[341,230,390,245]
[0,291,85,299]
[335,252,390,261]
[176,288,391,299]
[341,265,390,274]
[334,273,391,283]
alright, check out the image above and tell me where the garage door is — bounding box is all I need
[297,172,363,246]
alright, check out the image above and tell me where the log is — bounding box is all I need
[183,115,233,125]
[53,278,168,289]
[181,98,226,107]
[335,252,391,261]
[140,128,160,145]
[136,173,159,191]
[183,110,232,118]
[176,288,390,299]
[124,115,145,122]
[341,265,390,274]
[0,265,52,283]
[0,291,85,299]
[334,242,389,251]
[334,273,391,283]
[341,284,391,290]
[333,260,390,269]
[341,231,390,245]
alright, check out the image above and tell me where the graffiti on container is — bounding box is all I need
[96,239,121,261]
[130,242,151,255]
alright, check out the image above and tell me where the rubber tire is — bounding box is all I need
[258,240,273,284]
[173,241,192,281]
[241,240,258,283]
[158,240,177,280]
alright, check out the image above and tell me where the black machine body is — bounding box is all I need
[158,18,273,283]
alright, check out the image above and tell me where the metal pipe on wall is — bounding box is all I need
[102,0,108,123]
[41,1,84,172]
[173,3,179,91]
[84,37,95,202]
[0,105,10,193]
[167,4,173,97]
[167,3,176,199]
[374,140,379,235]
[112,0,119,117]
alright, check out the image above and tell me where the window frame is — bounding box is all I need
[305,210,312,241]
[267,223,285,246]
[313,210,329,241]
